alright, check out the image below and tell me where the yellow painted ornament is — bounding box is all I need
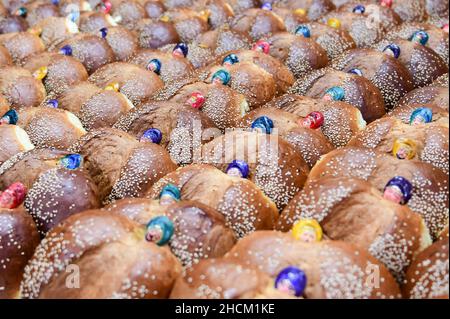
[294,8,307,16]
[159,15,170,22]
[199,10,210,22]
[28,27,42,36]
[105,82,120,92]
[292,219,323,243]
[33,66,48,80]
[392,138,416,160]
[327,18,341,29]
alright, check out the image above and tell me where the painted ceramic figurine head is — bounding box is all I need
[140,128,162,144]
[300,111,324,129]
[251,116,274,134]
[226,160,250,178]
[275,266,307,297]
[409,107,432,125]
[392,138,416,160]
[159,184,181,205]
[383,176,413,205]
[292,219,323,243]
[145,216,174,246]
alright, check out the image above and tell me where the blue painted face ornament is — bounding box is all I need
[409,30,429,46]
[275,266,307,297]
[140,128,162,144]
[15,7,27,17]
[383,176,413,205]
[295,25,311,38]
[46,99,59,108]
[348,68,363,76]
[222,53,239,66]
[59,45,73,56]
[145,216,174,246]
[0,110,18,125]
[352,4,365,14]
[261,2,272,10]
[146,59,162,75]
[251,116,274,134]
[172,43,188,58]
[383,44,401,59]
[159,184,181,205]
[410,107,432,125]
[226,160,250,178]
[99,27,108,38]
[211,69,231,85]
[59,154,83,170]
[322,86,345,101]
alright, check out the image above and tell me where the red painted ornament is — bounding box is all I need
[300,111,324,129]
[0,182,27,209]
[252,40,270,54]
[187,92,206,109]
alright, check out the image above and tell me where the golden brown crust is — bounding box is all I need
[88,62,164,106]
[277,176,429,280]
[373,39,448,89]
[110,0,148,29]
[16,107,86,150]
[104,198,236,266]
[23,1,60,27]
[266,32,329,78]
[289,68,386,123]
[0,32,45,64]
[302,21,356,60]
[0,44,12,66]
[0,125,34,166]
[396,86,449,111]
[70,127,177,204]
[22,52,89,96]
[19,210,182,299]
[163,80,248,130]
[58,81,133,131]
[266,94,366,147]
[386,103,449,126]
[54,33,116,74]
[321,11,385,48]
[113,100,217,164]
[103,26,139,61]
[402,238,449,299]
[78,11,115,34]
[0,148,72,190]
[348,117,449,174]
[201,61,276,107]
[0,206,40,299]
[147,164,279,238]
[230,8,286,40]
[202,131,310,210]
[226,231,402,299]
[332,48,415,110]
[35,17,79,47]
[307,147,449,239]
[170,257,289,299]
[238,107,334,168]
[384,22,449,65]
[0,16,28,34]
[0,66,46,109]
[24,167,101,236]
[128,49,195,83]
[194,27,252,56]
[221,49,295,95]
[136,19,181,49]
